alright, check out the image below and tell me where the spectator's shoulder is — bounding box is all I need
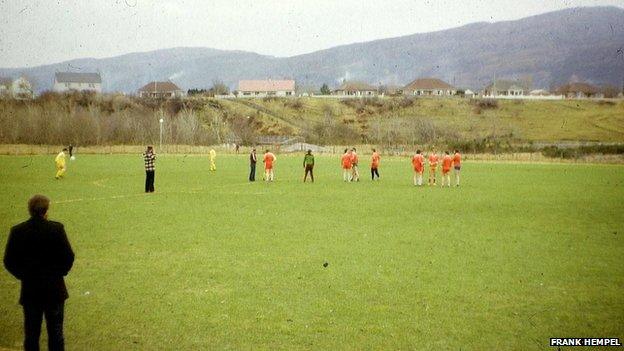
[10,220,29,233]
[47,220,65,230]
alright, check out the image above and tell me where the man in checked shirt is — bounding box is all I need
[143,146,156,193]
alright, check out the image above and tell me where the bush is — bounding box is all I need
[541,144,624,159]
[472,99,499,109]
[283,98,304,110]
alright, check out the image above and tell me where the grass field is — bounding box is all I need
[0,154,623,350]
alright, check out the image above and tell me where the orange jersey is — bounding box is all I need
[442,155,452,172]
[264,152,275,169]
[412,154,424,172]
[350,152,359,165]
[428,153,439,168]
[341,153,352,169]
[453,152,461,166]
[371,152,380,168]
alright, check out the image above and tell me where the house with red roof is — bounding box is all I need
[238,80,295,97]
[403,78,456,97]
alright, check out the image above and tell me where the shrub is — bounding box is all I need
[472,99,499,109]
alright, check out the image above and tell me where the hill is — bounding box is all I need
[0,6,623,93]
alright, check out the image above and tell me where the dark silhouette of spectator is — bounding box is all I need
[4,194,75,351]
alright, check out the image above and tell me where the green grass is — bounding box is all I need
[0,154,623,350]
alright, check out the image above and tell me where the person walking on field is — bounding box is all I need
[370,148,381,181]
[4,194,74,351]
[303,149,315,182]
[143,146,156,193]
[412,149,425,186]
[263,149,276,182]
[249,148,257,182]
[441,151,453,187]
[54,148,67,179]
[341,149,353,182]
[209,149,217,171]
[428,149,439,186]
[350,148,360,182]
[453,149,462,187]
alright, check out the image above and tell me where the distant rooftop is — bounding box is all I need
[404,78,454,90]
[335,81,377,91]
[238,80,296,92]
[55,72,102,84]
[138,81,182,92]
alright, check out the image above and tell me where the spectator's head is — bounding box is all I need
[445,151,450,155]
[352,148,357,152]
[252,148,256,152]
[344,148,348,153]
[62,148,68,152]
[147,145,153,152]
[372,148,376,152]
[307,149,312,155]
[454,149,459,153]
[265,149,269,153]
[417,149,421,154]
[28,194,50,219]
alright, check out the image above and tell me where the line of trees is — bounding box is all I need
[0,92,221,146]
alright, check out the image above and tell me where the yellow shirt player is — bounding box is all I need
[209,149,217,171]
[55,148,68,179]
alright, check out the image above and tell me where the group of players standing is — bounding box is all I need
[411,149,462,187]
[249,146,462,187]
[338,147,461,187]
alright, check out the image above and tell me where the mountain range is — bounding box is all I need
[1,6,623,93]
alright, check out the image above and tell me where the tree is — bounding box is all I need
[600,84,619,98]
[210,80,230,96]
[320,83,331,95]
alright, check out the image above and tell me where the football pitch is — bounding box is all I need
[0,154,623,350]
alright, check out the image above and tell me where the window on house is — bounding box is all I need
[286,91,292,96]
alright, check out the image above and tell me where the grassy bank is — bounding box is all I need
[1,94,623,148]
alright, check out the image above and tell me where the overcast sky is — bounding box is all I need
[0,0,622,68]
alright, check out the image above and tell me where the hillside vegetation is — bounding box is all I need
[1,93,623,151]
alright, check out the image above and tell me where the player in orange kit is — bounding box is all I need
[428,149,439,186]
[411,150,424,186]
[370,148,381,181]
[453,149,462,187]
[263,149,276,182]
[441,151,453,187]
[341,149,353,182]
[350,148,360,182]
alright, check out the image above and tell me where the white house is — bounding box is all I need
[403,78,456,96]
[332,81,377,96]
[482,80,529,97]
[54,72,102,93]
[238,80,296,97]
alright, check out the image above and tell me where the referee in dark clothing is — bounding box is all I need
[143,146,156,192]
[249,148,257,182]
[4,194,74,351]
[303,149,315,182]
